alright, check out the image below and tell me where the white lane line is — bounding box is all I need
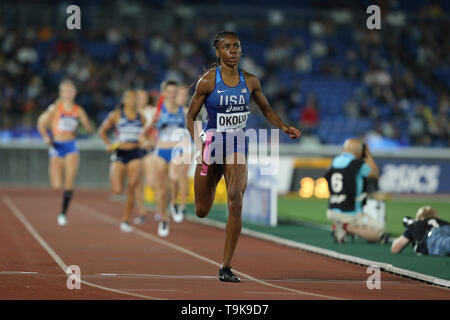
[0,271,38,275]
[280,278,402,284]
[91,273,406,286]
[96,273,216,280]
[244,291,297,295]
[119,289,179,292]
[2,195,164,301]
[1,271,424,287]
[75,201,345,300]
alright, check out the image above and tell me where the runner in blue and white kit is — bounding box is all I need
[141,80,188,237]
[133,89,156,225]
[98,90,146,233]
[186,31,301,282]
[172,86,193,220]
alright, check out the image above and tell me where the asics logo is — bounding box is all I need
[226,106,245,112]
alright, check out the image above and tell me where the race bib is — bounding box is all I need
[58,116,78,132]
[159,126,185,142]
[216,111,249,132]
[118,127,141,142]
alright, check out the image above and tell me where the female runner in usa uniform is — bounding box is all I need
[37,79,94,226]
[186,31,301,282]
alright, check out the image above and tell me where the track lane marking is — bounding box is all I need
[96,273,217,279]
[0,271,38,275]
[75,201,345,300]
[2,271,428,286]
[2,195,164,300]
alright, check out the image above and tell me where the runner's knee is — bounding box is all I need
[227,190,243,216]
[128,179,139,191]
[196,205,209,218]
[112,185,122,195]
[227,189,242,205]
[51,181,61,192]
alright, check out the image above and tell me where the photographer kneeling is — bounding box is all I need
[391,206,450,256]
[325,138,388,244]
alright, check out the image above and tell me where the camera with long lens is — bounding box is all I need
[361,143,367,158]
[402,216,414,227]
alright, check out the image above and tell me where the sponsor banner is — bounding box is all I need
[290,157,450,195]
[377,159,450,194]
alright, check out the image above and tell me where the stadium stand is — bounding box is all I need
[0,0,449,147]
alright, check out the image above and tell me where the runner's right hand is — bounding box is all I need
[195,147,203,164]
[43,136,53,146]
[107,142,121,152]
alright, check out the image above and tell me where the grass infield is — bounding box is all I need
[182,194,450,281]
[277,194,450,237]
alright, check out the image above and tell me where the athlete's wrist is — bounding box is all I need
[43,135,52,144]
[279,123,289,131]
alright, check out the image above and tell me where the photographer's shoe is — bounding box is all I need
[379,232,390,245]
[333,223,347,244]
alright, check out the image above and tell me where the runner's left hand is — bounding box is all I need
[283,126,301,139]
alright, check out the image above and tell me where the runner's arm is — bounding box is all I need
[97,110,118,149]
[78,107,95,134]
[186,74,213,151]
[37,105,56,146]
[247,74,300,139]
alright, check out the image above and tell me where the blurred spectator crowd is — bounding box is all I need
[0,0,449,147]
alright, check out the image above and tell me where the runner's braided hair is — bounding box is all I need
[188,31,239,90]
[213,30,238,49]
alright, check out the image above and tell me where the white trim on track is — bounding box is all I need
[184,215,450,289]
[2,195,164,300]
[74,201,345,300]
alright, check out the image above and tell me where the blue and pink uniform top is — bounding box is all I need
[200,67,251,173]
[204,67,251,133]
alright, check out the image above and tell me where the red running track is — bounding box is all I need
[0,188,449,300]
